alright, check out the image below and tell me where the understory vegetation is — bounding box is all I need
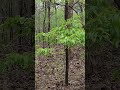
[0,0,120,89]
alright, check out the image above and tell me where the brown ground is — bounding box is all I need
[35,45,85,90]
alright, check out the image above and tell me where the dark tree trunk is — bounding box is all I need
[43,1,47,48]
[65,47,69,85]
[47,0,51,48]
[18,0,23,53]
[48,0,51,32]
[64,0,73,86]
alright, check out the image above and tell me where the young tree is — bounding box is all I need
[64,0,74,86]
[36,0,85,87]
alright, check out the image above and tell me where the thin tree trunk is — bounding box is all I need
[18,0,23,53]
[47,0,51,48]
[48,0,51,32]
[55,1,57,27]
[43,2,47,48]
[65,47,69,85]
[43,2,47,32]
[64,0,73,86]
[9,0,13,41]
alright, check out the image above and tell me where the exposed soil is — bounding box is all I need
[35,45,85,90]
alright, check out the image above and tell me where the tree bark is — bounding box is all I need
[47,0,51,48]
[64,0,73,86]
[48,0,51,32]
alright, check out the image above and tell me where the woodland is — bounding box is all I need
[0,0,120,90]
[36,0,120,89]
[0,0,35,89]
[35,0,85,90]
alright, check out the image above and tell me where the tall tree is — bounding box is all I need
[64,0,74,86]
[48,0,51,32]
[47,0,51,48]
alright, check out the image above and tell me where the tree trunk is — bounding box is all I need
[48,0,51,32]
[64,0,73,86]
[47,0,51,48]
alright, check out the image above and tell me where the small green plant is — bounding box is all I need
[36,48,53,56]
[36,16,85,51]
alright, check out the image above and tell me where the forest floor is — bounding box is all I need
[35,45,85,90]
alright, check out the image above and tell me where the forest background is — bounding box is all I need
[0,0,120,90]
